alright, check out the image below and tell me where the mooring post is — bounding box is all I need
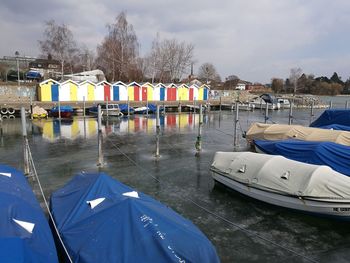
[21,107,30,175]
[178,102,182,113]
[30,96,33,120]
[163,101,165,114]
[106,97,109,118]
[264,103,269,124]
[329,100,333,109]
[195,105,203,152]
[233,101,239,148]
[346,101,348,109]
[97,105,104,167]
[83,96,86,118]
[219,96,222,112]
[146,99,149,116]
[288,100,293,125]
[155,105,160,157]
[311,100,315,117]
[58,100,61,119]
[193,98,196,112]
[127,97,130,116]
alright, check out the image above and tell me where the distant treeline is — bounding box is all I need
[271,72,350,95]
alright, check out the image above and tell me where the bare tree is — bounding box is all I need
[96,12,139,82]
[198,62,221,84]
[38,20,78,79]
[146,36,194,83]
[289,67,302,94]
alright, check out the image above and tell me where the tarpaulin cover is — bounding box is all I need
[314,124,350,132]
[254,139,350,176]
[0,164,58,263]
[50,172,220,263]
[211,152,350,201]
[310,109,350,128]
[246,123,350,146]
[51,105,73,113]
[119,104,135,113]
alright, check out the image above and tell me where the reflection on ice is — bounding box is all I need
[32,113,209,142]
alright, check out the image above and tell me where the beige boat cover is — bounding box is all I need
[211,151,350,201]
[246,123,350,146]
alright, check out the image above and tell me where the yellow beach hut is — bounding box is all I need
[78,80,95,101]
[177,84,189,101]
[60,79,79,101]
[38,79,59,102]
[127,82,141,102]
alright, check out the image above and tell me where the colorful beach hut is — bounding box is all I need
[177,84,189,101]
[154,83,166,101]
[112,81,128,101]
[199,84,210,101]
[140,82,154,102]
[189,84,199,101]
[78,80,95,101]
[128,82,141,101]
[166,83,177,101]
[60,79,78,101]
[96,81,112,101]
[38,79,59,102]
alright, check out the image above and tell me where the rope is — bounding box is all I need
[105,136,319,263]
[26,140,73,263]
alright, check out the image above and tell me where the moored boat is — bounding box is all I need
[0,164,58,263]
[50,172,220,263]
[210,151,350,220]
[50,105,73,118]
[246,123,350,146]
[254,139,350,176]
[89,103,123,117]
[310,109,350,131]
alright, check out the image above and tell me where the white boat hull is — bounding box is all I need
[211,171,350,219]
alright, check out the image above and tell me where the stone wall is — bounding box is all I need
[0,83,37,102]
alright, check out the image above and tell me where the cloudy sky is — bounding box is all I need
[1,0,350,83]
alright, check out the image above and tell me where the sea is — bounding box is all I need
[1,95,350,263]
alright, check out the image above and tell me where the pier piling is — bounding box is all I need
[195,105,203,152]
[21,107,30,175]
[233,102,239,148]
[264,103,269,124]
[155,105,160,157]
[288,101,293,125]
[97,105,104,167]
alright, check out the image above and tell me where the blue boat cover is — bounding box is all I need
[254,139,350,176]
[0,164,58,263]
[119,104,135,113]
[51,105,73,113]
[50,173,220,263]
[310,109,350,129]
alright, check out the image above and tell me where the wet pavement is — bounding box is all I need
[1,106,350,263]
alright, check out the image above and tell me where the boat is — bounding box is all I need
[310,109,350,131]
[210,151,350,220]
[119,104,135,115]
[0,164,58,262]
[254,139,350,176]
[50,172,220,263]
[246,123,350,146]
[134,104,162,114]
[89,103,123,117]
[50,105,73,118]
[249,94,280,110]
[277,98,291,109]
[31,105,48,119]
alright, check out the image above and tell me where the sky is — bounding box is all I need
[1,0,350,83]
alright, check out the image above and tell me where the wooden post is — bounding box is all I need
[346,101,348,109]
[329,100,333,109]
[127,97,130,116]
[264,103,269,124]
[21,107,30,175]
[58,100,61,119]
[219,96,222,112]
[155,105,160,157]
[83,96,86,118]
[106,96,109,118]
[288,100,293,125]
[97,105,104,167]
[195,105,203,152]
[233,102,239,148]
